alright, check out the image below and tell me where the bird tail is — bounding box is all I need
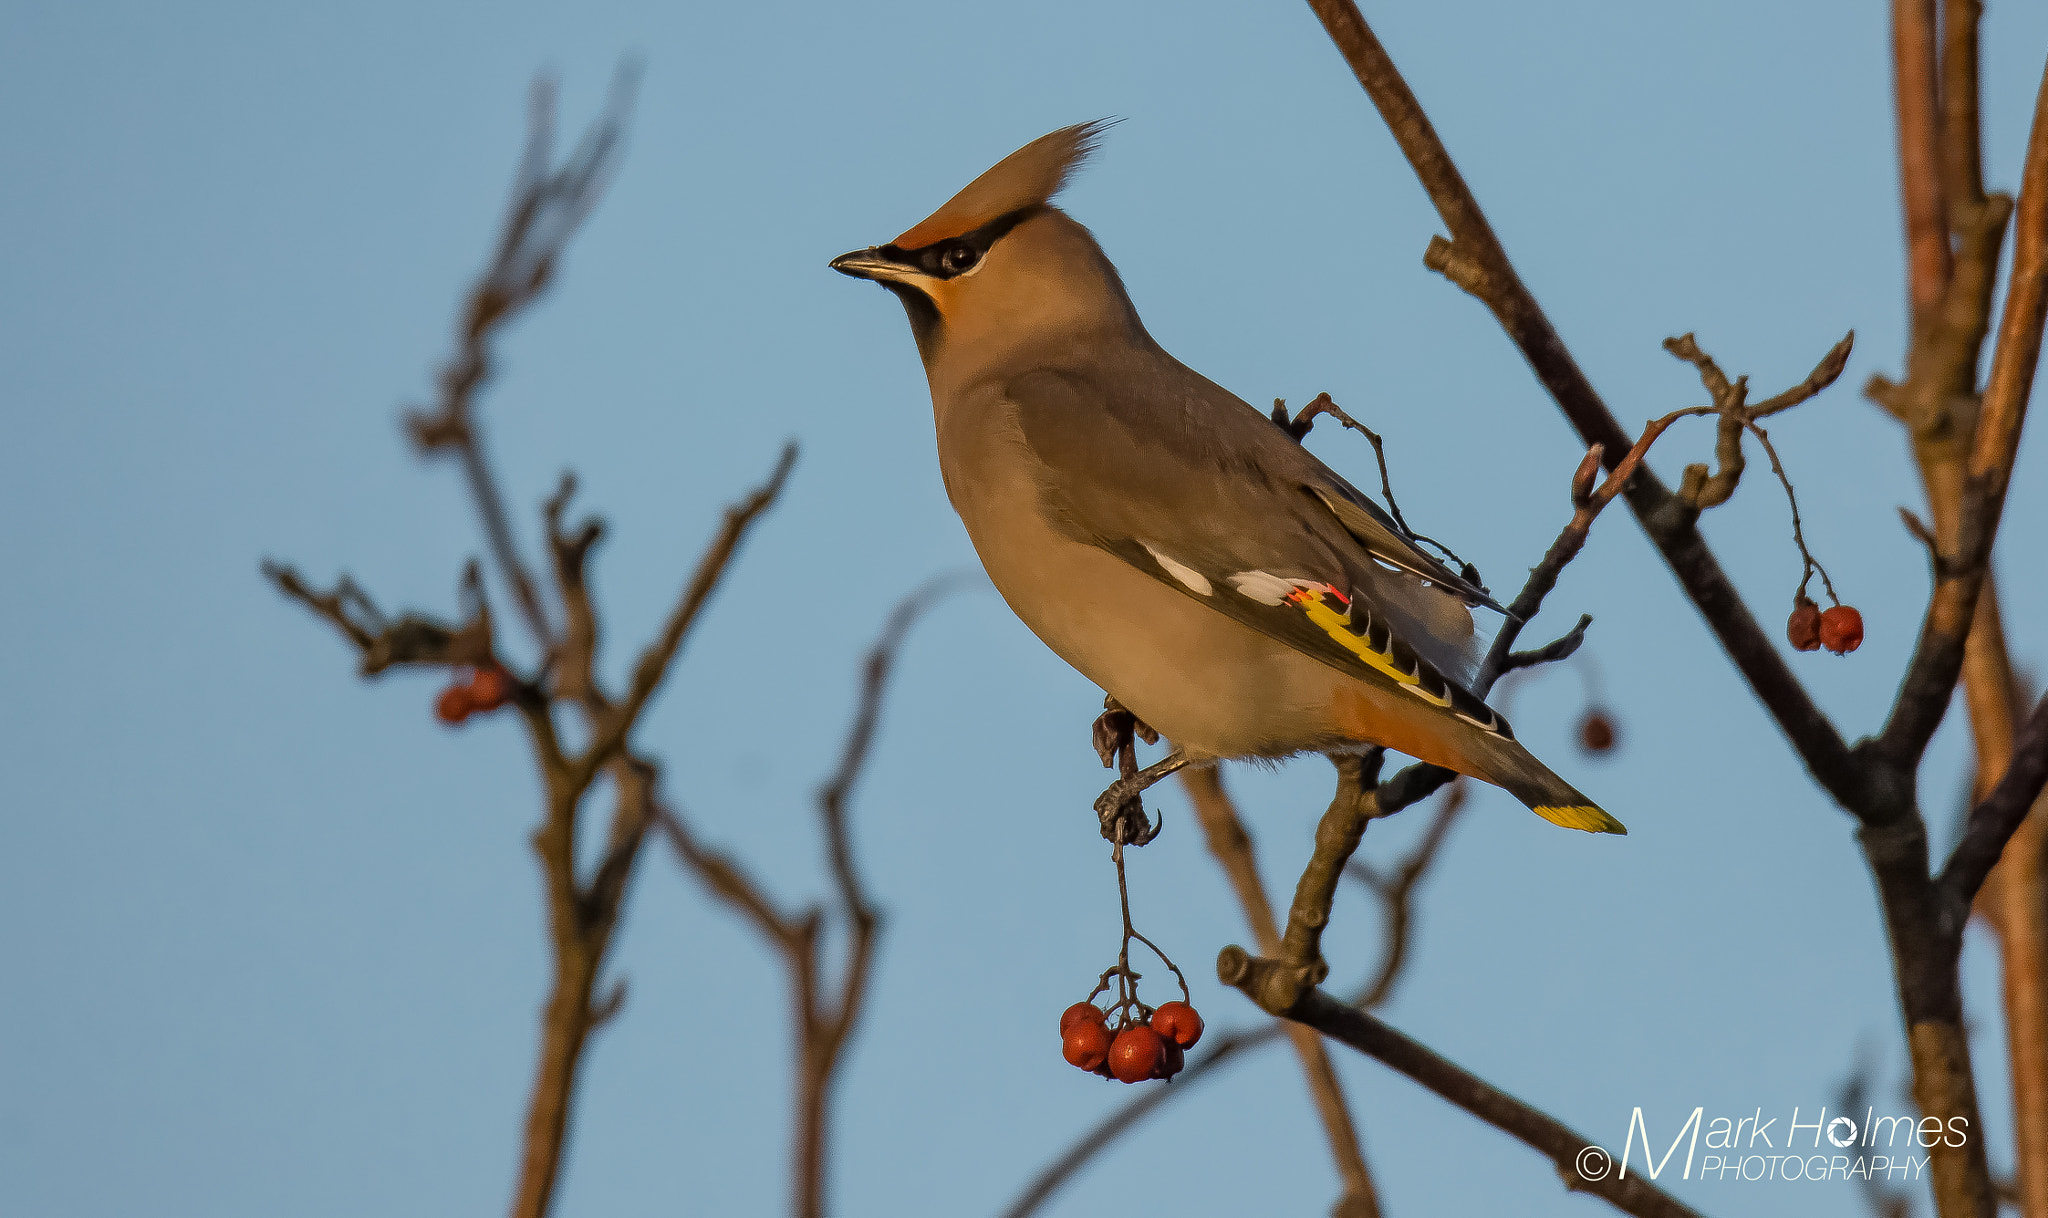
[1473,735,1626,835]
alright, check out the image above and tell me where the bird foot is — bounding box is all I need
[1089,696,1177,845]
[1093,752,1188,846]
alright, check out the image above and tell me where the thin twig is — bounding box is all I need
[995,1024,1279,1218]
[655,580,956,1218]
[406,70,639,651]
[1372,409,1668,821]
[1299,4,2046,1214]
[1345,775,1470,1010]
[575,444,797,784]
[1284,392,1471,574]
[1301,0,1860,808]
[1941,690,2048,905]
[1251,427,1657,1030]
[1004,770,1475,1218]
[1504,614,1591,673]
[1181,764,1382,1216]
[1214,973,1706,1218]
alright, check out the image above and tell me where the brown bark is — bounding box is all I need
[1295,3,2048,1213]
[511,844,609,1218]
[1880,2,2045,1198]
[1183,765,1382,1218]
[1215,963,1706,1218]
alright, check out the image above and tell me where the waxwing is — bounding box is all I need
[831,122,1621,834]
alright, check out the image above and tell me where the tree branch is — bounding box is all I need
[1942,691,2048,905]
[1878,61,2048,771]
[1301,0,1859,808]
[1213,972,1705,1218]
[1344,775,1470,1010]
[544,473,609,711]
[405,70,638,651]
[1893,0,1952,320]
[575,443,797,784]
[654,581,951,1218]
[995,1023,1280,1218]
[1373,409,1671,821]
[1002,772,1473,1218]
[1181,764,1382,1217]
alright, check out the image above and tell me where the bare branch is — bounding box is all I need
[1301,0,1859,807]
[406,68,640,650]
[1505,614,1591,673]
[655,796,803,951]
[1346,775,1470,1010]
[995,1024,1280,1218]
[1006,771,1475,1218]
[1250,423,1668,1014]
[1892,0,1952,319]
[263,560,497,676]
[577,443,797,783]
[1181,765,1382,1214]
[1897,506,1946,571]
[1941,690,2048,905]
[811,574,966,1054]
[1371,411,1674,818]
[1749,332,1858,419]
[1879,64,2048,770]
[1284,392,1474,577]
[654,580,951,1218]
[1211,972,1706,1218]
[544,472,609,711]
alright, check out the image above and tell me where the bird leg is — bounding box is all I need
[1091,695,1158,767]
[1090,697,1183,845]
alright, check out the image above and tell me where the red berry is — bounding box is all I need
[1577,711,1617,755]
[1820,605,1863,655]
[468,665,511,712]
[1787,598,1822,652]
[435,684,473,725]
[1150,1001,1205,1049]
[1060,1002,1106,1034]
[1062,1019,1111,1072]
[1108,1025,1165,1083]
[1151,1037,1186,1081]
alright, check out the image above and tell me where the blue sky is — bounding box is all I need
[4,2,2047,1215]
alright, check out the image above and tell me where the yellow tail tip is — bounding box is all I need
[1534,804,1628,835]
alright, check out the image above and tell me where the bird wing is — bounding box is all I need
[1002,362,1506,732]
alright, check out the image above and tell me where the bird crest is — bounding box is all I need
[894,119,1116,250]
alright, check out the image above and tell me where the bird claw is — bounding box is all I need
[1090,698,1176,845]
[1095,777,1160,845]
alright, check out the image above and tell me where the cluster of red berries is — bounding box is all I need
[1787,596,1863,655]
[435,665,512,725]
[1060,1000,1204,1084]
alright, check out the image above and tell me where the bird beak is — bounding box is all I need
[830,246,919,285]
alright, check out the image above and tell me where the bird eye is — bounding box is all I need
[940,244,980,275]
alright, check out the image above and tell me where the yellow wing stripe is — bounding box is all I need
[1293,592,1418,686]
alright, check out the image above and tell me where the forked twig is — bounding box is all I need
[655,578,959,1218]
